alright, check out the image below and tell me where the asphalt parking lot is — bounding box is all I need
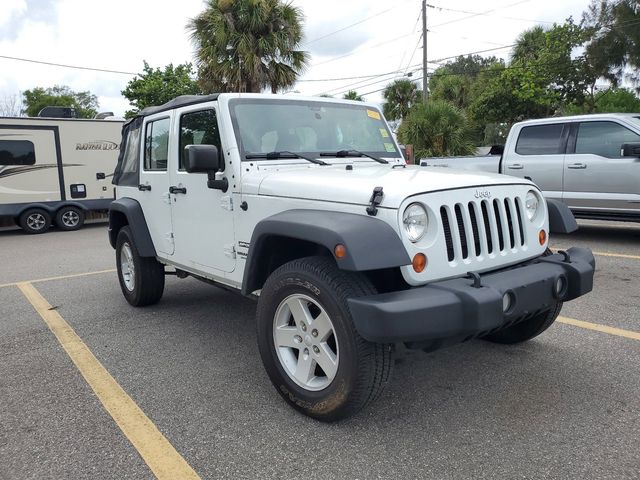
[1,220,638,479]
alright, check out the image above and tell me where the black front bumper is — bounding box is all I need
[348,247,595,344]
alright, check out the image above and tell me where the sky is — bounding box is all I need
[0,0,592,116]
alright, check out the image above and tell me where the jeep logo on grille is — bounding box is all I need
[474,189,492,199]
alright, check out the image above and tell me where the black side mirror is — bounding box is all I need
[184,144,221,173]
[621,142,640,157]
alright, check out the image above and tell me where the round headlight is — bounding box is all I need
[403,203,428,242]
[525,190,540,221]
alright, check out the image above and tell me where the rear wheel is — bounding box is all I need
[19,208,51,234]
[256,256,392,421]
[116,226,165,306]
[55,206,85,231]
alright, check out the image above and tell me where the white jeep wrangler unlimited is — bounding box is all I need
[109,94,595,421]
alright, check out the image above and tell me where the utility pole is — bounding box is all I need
[422,0,428,102]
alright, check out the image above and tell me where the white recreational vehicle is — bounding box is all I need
[0,115,123,233]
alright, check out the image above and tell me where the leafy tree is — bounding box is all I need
[583,0,640,91]
[343,90,364,101]
[565,87,640,114]
[122,61,201,118]
[22,85,98,118]
[382,79,420,121]
[188,0,309,93]
[397,100,476,158]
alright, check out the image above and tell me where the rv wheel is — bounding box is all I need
[19,208,52,234]
[55,206,85,231]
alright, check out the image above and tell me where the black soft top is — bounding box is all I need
[138,94,220,117]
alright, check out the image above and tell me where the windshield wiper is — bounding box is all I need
[245,151,328,165]
[320,150,388,164]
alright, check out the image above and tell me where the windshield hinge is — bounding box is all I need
[221,195,233,211]
[366,186,384,216]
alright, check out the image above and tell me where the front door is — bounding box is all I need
[564,120,640,213]
[168,106,235,274]
[138,115,174,256]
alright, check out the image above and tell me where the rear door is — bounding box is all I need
[563,120,640,213]
[503,123,567,203]
[137,115,174,256]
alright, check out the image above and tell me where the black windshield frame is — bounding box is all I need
[228,98,401,162]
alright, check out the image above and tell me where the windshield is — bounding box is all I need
[229,98,400,160]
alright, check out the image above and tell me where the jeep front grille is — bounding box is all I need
[440,197,526,262]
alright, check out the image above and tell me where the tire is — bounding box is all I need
[115,226,165,306]
[256,256,392,422]
[481,302,563,344]
[55,206,85,231]
[19,208,51,234]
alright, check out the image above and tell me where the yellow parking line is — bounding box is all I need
[0,269,116,289]
[551,248,640,261]
[558,316,640,341]
[17,282,201,480]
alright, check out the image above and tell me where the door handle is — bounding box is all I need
[568,163,587,169]
[507,164,524,170]
[138,184,152,191]
[169,186,187,194]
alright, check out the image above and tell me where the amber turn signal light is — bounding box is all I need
[539,229,547,246]
[334,244,347,258]
[412,253,427,273]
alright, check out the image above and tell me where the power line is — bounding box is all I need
[0,54,137,75]
[427,3,555,25]
[430,0,533,28]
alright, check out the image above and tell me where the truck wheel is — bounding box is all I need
[256,256,392,422]
[55,206,85,231]
[19,208,51,234]
[115,226,165,306]
[482,302,563,344]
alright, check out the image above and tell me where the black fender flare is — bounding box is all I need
[241,209,411,295]
[108,197,157,257]
[547,199,578,234]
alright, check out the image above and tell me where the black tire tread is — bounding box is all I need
[55,206,85,231]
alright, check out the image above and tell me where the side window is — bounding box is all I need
[575,121,640,158]
[144,117,170,171]
[179,109,221,169]
[0,140,35,166]
[515,124,565,155]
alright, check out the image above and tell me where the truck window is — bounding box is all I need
[0,140,35,166]
[144,118,170,171]
[178,109,221,169]
[515,124,565,155]
[575,121,640,158]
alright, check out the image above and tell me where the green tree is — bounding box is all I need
[343,90,364,101]
[22,85,98,118]
[122,61,201,118]
[188,0,309,93]
[397,100,476,158]
[565,87,640,114]
[382,79,420,121]
[583,0,640,90]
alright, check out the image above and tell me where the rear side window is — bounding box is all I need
[144,117,170,171]
[179,109,221,169]
[0,140,35,165]
[575,121,640,158]
[516,124,565,155]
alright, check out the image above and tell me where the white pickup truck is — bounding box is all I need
[420,114,640,223]
[108,94,595,421]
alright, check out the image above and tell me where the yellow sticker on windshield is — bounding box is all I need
[379,128,389,138]
[367,109,381,120]
[384,142,396,153]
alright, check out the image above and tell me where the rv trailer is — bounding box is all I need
[0,115,123,233]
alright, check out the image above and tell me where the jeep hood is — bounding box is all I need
[251,164,533,209]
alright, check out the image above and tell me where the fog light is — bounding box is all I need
[554,276,567,298]
[539,229,547,246]
[412,253,427,273]
[502,292,514,313]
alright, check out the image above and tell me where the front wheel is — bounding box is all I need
[256,257,392,422]
[482,302,563,344]
[115,226,165,306]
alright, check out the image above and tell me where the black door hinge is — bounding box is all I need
[366,186,384,216]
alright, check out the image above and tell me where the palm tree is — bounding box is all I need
[343,90,364,101]
[512,26,546,63]
[382,79,420,121]
[397,100,476,158]
[188,0,309,93]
